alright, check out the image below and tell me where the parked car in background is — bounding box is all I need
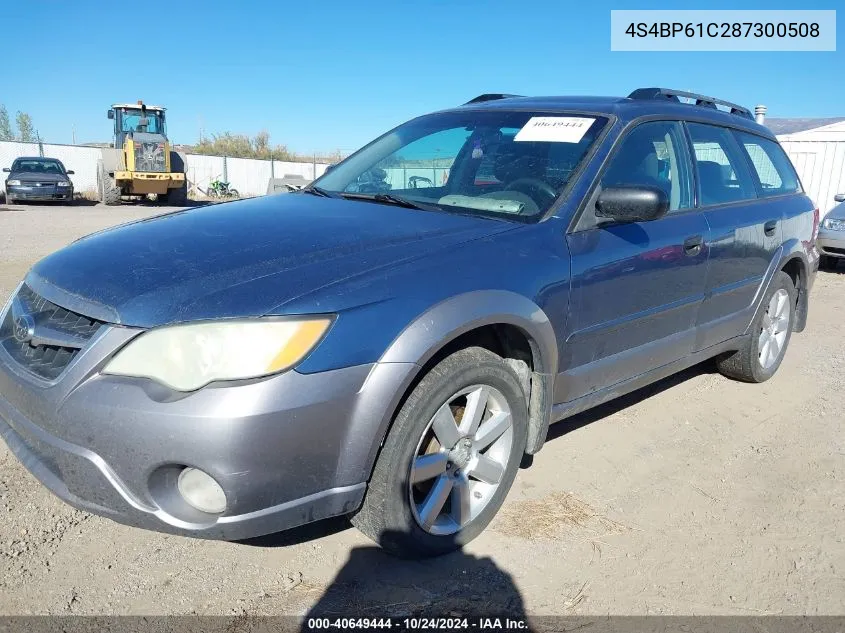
[3,157,75,204]
[817,193,845,270]
[0,88,819,558]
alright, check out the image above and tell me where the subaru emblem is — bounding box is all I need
[13,314,35,344]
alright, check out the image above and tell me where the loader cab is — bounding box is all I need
[108,103,167,150]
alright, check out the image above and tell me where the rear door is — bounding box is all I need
[686,122,783,350]
[560,120,709,403]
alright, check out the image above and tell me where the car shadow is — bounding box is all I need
[301,530,531,624]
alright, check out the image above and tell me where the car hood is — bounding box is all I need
[27,194,515,327]
[824,201,845,221]
[7,171,67,183]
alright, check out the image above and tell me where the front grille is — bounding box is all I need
[134,142,166,173]
[0,285,104,381]
[822,246,845,255]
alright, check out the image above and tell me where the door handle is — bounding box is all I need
[764,220,778,236]
[683,235,703,257]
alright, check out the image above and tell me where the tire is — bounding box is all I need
[97,163,121,206]
[351,346,529,558]
[228,189,239,198]
[161,182,188,206]
[716,271,797,383]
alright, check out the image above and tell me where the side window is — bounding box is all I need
[733,131,801,197]
[686,123,758,206]
[601,121,693,212]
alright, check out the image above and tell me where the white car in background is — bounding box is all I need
[818,193,845,270]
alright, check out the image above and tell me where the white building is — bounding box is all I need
[768,117,845,215]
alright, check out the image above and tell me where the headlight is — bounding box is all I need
[7,179,21,186]
[57,181,71,187]
[823,217,845,231]
[103,317,332,391]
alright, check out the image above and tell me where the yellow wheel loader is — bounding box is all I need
[97,101,188,205]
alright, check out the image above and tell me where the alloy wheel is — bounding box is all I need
[758,288,790,370]
[408,384,514,536]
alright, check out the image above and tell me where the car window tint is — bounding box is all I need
[687,123,758,206]
[601,120,692,212]
[733,131,801,197]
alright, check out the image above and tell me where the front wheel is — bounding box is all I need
[228,188,239,198]
[352,347,528,558]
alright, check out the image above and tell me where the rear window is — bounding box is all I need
[733,131,802,197]
[687,123,758,206]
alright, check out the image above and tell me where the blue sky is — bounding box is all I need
[1,0,841,154]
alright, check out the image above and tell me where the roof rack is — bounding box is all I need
[627,87,753,120]
[463,93,522,105]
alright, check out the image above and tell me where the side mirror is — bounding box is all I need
[2,168,9,173]
[107,109,115,120]
[596,186,669,223]
[835,193,845,203]
[66,170,75,175]
[323,164,335,174]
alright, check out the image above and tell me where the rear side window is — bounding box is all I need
[733,131,802,197]
[687,123,758,206]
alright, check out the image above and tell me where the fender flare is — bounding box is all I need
[745,240,812,336]
[379,289,559,456]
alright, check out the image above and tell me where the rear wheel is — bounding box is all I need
[716,271,796,383]
[352,347,528,558]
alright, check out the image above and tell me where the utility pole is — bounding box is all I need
[72,125,76,145]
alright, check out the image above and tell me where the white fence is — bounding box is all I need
[2,138,843,212]
[0,140,330,197]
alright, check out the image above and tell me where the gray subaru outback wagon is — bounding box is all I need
[0,88,819,557]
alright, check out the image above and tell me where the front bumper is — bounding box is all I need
[114,171,185,195]
[817,231,845,258]
[6,185,73,202]
[0,319,416,541]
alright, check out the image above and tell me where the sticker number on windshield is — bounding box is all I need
[514,117,596,143]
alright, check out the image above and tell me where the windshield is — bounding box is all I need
[120,109,166,135]
[314,110,607,219]
[12,159,65,174]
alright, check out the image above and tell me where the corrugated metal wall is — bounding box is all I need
[0,141,330,197]
[780,140,845,215]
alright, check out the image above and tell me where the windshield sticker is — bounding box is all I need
[514,117,595,143]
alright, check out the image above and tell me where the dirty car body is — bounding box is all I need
[0,90,819,556]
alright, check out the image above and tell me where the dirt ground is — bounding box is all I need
[0,202,843,617]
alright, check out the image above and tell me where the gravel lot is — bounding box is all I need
[0,202,843,617]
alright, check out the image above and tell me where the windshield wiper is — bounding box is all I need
[299,185,337,198]
[340,192,432,210]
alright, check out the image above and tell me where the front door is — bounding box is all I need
[558,120,710,403]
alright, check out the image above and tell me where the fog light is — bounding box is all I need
[177,468,227,514]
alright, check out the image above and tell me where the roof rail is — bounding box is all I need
[463,93,522,105]
[627,87,753,120]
